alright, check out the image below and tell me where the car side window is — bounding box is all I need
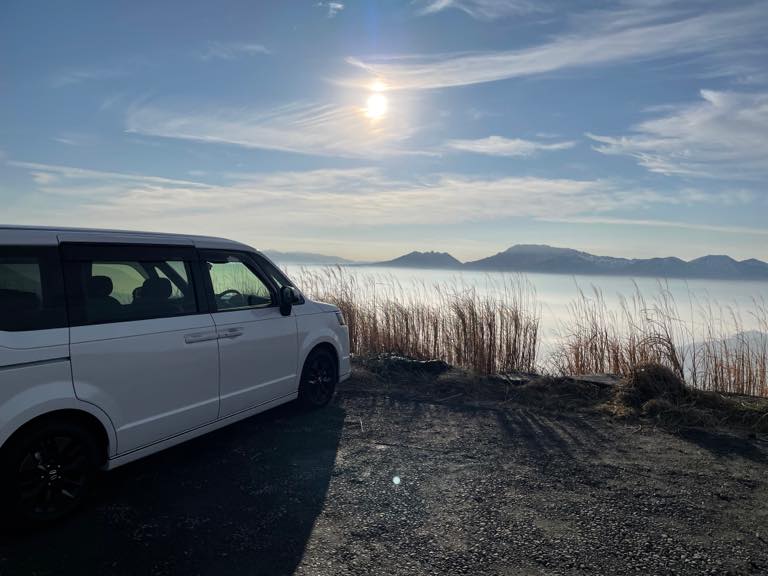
[205,254,274,311]
[68,258,198,325]
[0,247,67,332]
[252,253,305,305]
[91,262,146,304]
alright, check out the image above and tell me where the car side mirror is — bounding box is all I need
[279,286,300,316]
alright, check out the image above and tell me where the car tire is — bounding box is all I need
[298,348,338,408]
[0,418,100,527]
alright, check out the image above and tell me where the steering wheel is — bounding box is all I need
[218,289,243,301]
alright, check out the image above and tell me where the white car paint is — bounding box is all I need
[70,315,221,454]
[0,225,350,470]
[212,305,299,418]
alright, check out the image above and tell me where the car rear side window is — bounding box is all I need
[62,244,203,325]
[0,247,67,332]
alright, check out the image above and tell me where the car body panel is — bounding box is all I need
[0,359,118,457]
[69,315,221,454]
[104,392,297,469]
[0,225,351,471]
[212,307,299,417]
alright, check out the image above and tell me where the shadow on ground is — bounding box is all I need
[0,402,345,576]
[677,427,768,464]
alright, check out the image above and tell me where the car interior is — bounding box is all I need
[83,260,194,323]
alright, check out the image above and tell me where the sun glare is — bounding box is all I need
[365,93,388,120]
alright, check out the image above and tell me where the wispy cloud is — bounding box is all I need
[51,68,125,87]
[317,2,344,18]
[8,161,749,237]
[417,0,547,20]
[199,41,270,61]
[7,161,210,190]
[51,133,99,147]
[543,216,768,237]
[588,90,768,179]
[125,100,423,158]
[445,135,575,157]
[344,3,767,90]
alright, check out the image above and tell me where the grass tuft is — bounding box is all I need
[618,363,687,408]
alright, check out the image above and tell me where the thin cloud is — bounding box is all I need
[445,135,575,157]
[543,216,768,237]
[125,100,423,158]
[199,42,271,61]
[343,3,767,90]
[317,2,344,18]
[588,90,768,179]
[7,161,210,190]
[51,133,99,147]
[51,68,125,87]
[9,161,749,235]
[418,0,547,20]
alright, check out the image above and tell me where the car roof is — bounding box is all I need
[0,225,255,251]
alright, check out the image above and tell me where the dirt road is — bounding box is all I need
[1,366,766,575]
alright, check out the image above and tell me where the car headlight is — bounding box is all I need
[335,311,347,326]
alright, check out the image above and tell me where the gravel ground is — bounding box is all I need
[1,364,767,575]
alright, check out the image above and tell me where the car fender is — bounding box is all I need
[298,324,343,366]
[0,375,118,458]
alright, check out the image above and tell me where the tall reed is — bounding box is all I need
[288,266,767,397]
[293,266,540,374]
[551,284,768,397]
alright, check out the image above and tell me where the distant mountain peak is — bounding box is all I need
[504,244,567,253]
[372,250,462,269]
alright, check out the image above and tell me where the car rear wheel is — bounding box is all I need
[298,348,338,408]
[0,419,100,526]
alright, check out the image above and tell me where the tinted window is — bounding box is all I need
[0,247,66,332]
[205,254,274,311]
[253,253,305,304]
[68,258,198,325]
[91,262,145,304]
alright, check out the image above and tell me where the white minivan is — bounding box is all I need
[0,225,350,524]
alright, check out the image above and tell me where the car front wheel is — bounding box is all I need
[298,348,338,408]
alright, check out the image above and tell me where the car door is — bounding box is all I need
[200,250,298,418]
[63,242,220,454]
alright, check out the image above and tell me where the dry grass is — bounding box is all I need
[294,266,540,374]
[607,363,768,432]
[617,363,687,408]
[289,266,768,398]
[552,284,768,397]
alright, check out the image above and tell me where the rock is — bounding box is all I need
[361,353,452,375]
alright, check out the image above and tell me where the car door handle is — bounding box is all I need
[184,331,219,344]
[218,327,244,339]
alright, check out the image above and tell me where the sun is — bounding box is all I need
[365,93,388,120]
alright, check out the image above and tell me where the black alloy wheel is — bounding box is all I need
[299,349,338,408]
[2,420,99,525]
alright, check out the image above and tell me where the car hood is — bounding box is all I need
[310,300,340,313]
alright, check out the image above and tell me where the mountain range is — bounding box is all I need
[263,250,355,266]
[370,245,768,280]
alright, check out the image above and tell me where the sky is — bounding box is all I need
[1,0,767,262]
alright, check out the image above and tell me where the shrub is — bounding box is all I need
[618,363,687,408]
